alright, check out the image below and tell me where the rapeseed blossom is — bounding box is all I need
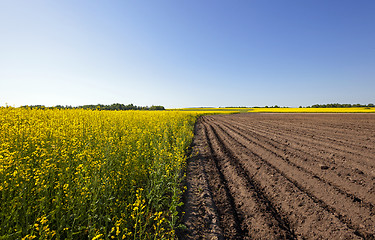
[0,108,207,239]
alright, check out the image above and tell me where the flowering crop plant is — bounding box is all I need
[0,108,215,240]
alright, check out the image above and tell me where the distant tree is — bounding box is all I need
[307,103,373,108]
[150,105,165,110]
[71,103,165,111]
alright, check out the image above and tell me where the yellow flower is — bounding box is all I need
[0,108,202,239]
[92,234,103,240]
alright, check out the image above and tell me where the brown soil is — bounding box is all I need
[179,113,375,240]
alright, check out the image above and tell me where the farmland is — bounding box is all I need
[2,107,375,239]
[0,108,219,240]
[180,113,375,239]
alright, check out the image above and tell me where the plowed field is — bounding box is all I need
[180,113,375,240]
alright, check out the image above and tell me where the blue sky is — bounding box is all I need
[1,0,374,108]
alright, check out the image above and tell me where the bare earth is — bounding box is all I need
[179,113,375,240]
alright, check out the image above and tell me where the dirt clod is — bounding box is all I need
[320,165,329,170]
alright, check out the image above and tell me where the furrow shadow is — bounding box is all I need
[206,121,297,239]
[201,120,244,239]
[218,119,375,215]
[211,118,371,239]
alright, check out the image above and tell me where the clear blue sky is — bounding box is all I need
[1,0,374,108]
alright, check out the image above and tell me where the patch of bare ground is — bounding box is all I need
[179,113,375,240]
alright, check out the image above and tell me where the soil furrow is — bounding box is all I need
[253,120,375,161]
[208,118,367,239]
[211,119,375,238]
[201,120,244,239]
[181,113,375,240]
[236,118,375,165]
[253,115,375,148]
[179,120,223,240]
[217,118,375,209]
[222,117,375,179]
[225,116,375,190]
[205,122,297,239]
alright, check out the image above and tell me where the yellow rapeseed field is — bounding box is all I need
[0,108,213,240]
[173,107,375,113]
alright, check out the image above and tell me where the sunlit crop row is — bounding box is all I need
[0,108,209,239]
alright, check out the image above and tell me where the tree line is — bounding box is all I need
[20,103,165,110]
[303,103,374,108]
